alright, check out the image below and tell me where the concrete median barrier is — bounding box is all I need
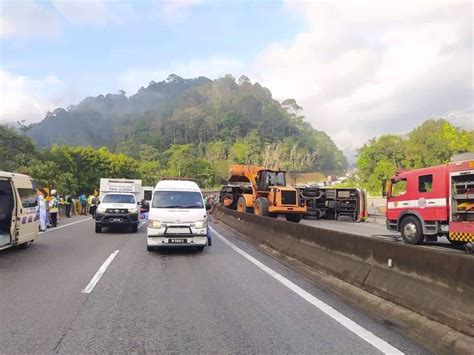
[214,207,474,340]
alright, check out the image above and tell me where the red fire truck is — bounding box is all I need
[385,159,474,245]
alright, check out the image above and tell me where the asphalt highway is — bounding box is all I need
[0,216,430,354]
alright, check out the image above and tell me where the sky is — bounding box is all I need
[0,0,472,159]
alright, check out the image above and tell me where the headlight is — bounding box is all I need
[193,220,207,229]
[148,220,162,229]
[129,207,138,214]
[97,207,106,213]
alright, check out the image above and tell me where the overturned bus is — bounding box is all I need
[299,187,367,223]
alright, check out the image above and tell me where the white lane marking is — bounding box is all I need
[138,221,146,229]
[210,226,403,355]
[81,250,120,294]
[39,218,92,234]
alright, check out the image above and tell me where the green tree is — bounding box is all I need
[355,119,473,195]
[164,144,194,178]
[0,125,36,171]
[405,119,473,168]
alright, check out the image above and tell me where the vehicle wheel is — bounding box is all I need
[147,245,154,252]
[95,225,102,233]
[132,225,138,233]
[237,197,251,213]
[286,214,302,223]
[19,241,31,249]
[400,216,424,244]
[269,213,278,218]
[196,246,205,251]
[303,188,322,198]
[254,197,269,217]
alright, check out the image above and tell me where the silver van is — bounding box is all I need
[0,171,39,250]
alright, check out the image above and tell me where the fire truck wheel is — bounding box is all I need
[448,240,466,246]
[400,216,424,244]
[254,197,269,217]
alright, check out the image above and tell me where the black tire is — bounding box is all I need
[196,246,205,252]
[147,245,154,252]
[237,196,252,213]
[254,197,269,217]
[95,225,102,233]
[286,214,302,223]
[400,216,424,244]
[19,241,31,249]
[132,224,138,233]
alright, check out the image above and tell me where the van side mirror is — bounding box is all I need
[206,203,212,211]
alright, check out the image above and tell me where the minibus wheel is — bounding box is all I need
[19,241,31,249]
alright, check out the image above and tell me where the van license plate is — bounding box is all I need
[169,239,186,244]
[110,218,122,223]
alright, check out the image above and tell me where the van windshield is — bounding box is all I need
[102,194,136,204]
[152,191,204,209]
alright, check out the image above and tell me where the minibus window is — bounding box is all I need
[18,188,37,208]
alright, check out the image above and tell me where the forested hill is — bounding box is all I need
[27,74,347,173]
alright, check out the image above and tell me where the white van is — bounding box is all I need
[0,171,39,250]
[147,180,210,251]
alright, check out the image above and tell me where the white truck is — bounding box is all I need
[99,178,143,202]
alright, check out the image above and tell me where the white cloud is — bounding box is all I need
[153,0,204,22]
[249,0,473,158]
[0,0,62,38]
[0,70,79,123]
[118,57,243,95]
[0,0,132,39]
[51,0,129,26]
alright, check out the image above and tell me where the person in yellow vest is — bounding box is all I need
[87,194,94,215]
[49,190,59,227]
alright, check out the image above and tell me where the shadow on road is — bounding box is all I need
[148,247,205,255]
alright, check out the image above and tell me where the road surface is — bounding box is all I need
[0,216,429,354]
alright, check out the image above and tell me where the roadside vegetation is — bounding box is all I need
[338,119,474,195]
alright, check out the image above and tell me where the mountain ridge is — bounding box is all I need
[27,74,347,173]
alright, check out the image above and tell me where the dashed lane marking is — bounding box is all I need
[81,250,120,294]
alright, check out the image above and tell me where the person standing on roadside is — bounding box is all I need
[87,193,94,215]
[89,195,98,218]
[65,193,73,218]
[49,190,59,227]
[37,193,47,232]
[79,193,87,215]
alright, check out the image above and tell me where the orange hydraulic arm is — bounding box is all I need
[228,165,262,196]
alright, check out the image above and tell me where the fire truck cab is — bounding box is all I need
[386,160,474,245]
